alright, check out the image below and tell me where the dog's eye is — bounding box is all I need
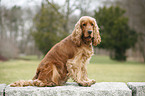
[83,24,86,26]
[91,24,94,26]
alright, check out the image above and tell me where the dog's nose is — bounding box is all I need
[88,30,92,34]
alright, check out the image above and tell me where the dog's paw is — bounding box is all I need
[78,80,94,87]
[78,82,90,87]
[90,79,96,84]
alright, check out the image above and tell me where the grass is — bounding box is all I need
[0,55,145,85]
[89,55,145,82]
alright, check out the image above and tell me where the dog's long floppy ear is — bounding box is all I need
[71,19,82,46]
[93,19,101,46]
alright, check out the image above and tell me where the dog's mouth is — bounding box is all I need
[84,36,92,41]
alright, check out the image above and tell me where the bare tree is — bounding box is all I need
[0,6,21,59]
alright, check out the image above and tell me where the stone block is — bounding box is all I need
[0,84,6,96]
[92,82,132,96]
[127,82,145,96]
[5,82,132,96]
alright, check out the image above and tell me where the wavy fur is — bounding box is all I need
[92,19,101,46]
[10,16,101,87]
[71,20,82,46]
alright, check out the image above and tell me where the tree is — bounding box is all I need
[32,3,67,55]
[0,6,23,59]
[94,6,137,61]
[115,0,145,62]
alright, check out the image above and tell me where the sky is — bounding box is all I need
[1,0,43,8]
[1,0,103,9]
[1,0,104,16]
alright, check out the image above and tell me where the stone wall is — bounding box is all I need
[0,82,145,96]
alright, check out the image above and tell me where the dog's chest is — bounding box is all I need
[80,46,93,59]
[71,46,93,64]
[66,46,94,68]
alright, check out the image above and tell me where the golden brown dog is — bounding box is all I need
[10,16,101,87]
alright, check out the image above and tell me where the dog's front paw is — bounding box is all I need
[90,79,96,84]
[78,80,95,87]
[78,82,90,87]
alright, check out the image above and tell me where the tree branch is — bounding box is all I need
[45,0,62,16]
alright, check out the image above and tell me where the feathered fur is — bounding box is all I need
[10,16,101,87]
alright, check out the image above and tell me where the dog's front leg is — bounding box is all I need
[76,67,91,86]
[66,61,80,83]
[66,60,85,85]
[67,60,94,86]
[81,64,96,85]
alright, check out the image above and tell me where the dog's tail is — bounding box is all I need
[10,79,45,87]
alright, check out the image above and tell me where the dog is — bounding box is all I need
[10,16,101,87]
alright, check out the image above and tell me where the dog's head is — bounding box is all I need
[71,16,101,46]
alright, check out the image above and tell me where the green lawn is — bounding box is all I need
[0,55,145,85]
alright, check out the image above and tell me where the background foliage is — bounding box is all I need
[0,0,144,85]
[0,0,144,62]
[94,6,137,61]
[32,3,67,55]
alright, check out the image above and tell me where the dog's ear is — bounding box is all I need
[71,20,82,46]
[92,19,101,46]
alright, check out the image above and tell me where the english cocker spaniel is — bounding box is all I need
[10,16,101,87]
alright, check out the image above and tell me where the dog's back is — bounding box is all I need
[10,35,77,87]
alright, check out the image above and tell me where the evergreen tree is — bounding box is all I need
[32,3,67,55]
[94,6,137,61]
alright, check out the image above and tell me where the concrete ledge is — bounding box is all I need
[92,82,131,96]
[127,82,145,96]
[0,82,132,96]
[0,84,6,96]
[1,82,144,96]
